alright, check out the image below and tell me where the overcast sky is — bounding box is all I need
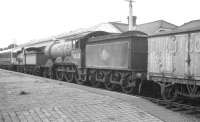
[0,0,199,48]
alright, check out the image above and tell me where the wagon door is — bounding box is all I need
[148,36,178,75]
[172,34,188,77]
[190,32,200,80]
[148,36,170,74]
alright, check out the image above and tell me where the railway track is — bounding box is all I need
[142,96,200,118]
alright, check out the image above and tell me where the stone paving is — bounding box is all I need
[0,70,163,122]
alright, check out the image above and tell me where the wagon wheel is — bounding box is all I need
[161,85,178,101]
[55,70,64,81]
[121,79,136,94]
[64,72,74,83]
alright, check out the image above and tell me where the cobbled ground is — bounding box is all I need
[0,70,163,122]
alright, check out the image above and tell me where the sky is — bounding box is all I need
[0,0,199,48]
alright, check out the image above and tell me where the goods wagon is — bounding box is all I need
[77,31,148,94]
[25,47,48,65]
[0,49,11,65]
[148,26,200,100]
[12,46,48,74]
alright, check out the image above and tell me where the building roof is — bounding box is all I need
[109,22,128,32]
[109,20,177,35]
[176,19,200,32]
[150,19,200,37]
[136,20,177,35]
[13,19,178,49]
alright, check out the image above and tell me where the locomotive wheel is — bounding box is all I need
[104,80,119,91]
[91,80,103,88]
[64,72,74,83]
[161,85,178,101]
[55,71,64,81]
[121,80,136,94]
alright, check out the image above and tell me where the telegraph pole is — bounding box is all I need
[125,0,135,31]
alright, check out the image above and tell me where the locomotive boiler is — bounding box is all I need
[44,40,80,65]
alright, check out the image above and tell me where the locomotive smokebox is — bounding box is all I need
[44,40,72,59]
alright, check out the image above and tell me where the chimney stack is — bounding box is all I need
[127,16,137,27]
[126,0,136,31]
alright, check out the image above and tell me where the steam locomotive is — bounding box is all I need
[1,23,200,101]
